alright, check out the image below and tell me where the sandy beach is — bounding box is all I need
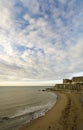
[19,91,83,130]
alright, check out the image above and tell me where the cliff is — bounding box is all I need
[54,76,83,91]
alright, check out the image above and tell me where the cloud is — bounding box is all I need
[0,0,83,81]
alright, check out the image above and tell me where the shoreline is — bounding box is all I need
[19,91,67,130]
[19,91,83,130]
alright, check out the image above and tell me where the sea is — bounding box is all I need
[0,86,57,130]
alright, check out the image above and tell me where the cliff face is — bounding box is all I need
[55,83,83,90]
[63,79,72,84]
[54,76,83,91]
[72,76,83,83]
[63,76,83,84]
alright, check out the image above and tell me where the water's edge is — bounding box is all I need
[18,92,58,130]
[0,91,57,130]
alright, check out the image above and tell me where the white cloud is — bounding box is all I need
[58,0,67,4]
[20,0,40,14]
[0,0,83,82]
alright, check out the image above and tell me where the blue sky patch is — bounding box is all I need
[16,45,27,52]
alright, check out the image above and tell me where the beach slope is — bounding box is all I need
[20,92,83,130]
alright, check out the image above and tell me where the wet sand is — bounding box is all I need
[19,91,83,130]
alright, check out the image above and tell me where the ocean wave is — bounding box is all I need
[0,93,57,130]
[11,100,57,119]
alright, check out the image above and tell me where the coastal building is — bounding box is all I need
[54,76,83,91]
[63,79,72,84]
[72,76,83,84]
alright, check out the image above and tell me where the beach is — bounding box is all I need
[19,91,83,130]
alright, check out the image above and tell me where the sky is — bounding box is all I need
[0,0,83,85]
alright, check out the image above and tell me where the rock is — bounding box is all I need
[2,117,10,121]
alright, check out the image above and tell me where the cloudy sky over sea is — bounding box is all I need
[0,0,83,84]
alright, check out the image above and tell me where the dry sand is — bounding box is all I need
[19,91,83,130]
